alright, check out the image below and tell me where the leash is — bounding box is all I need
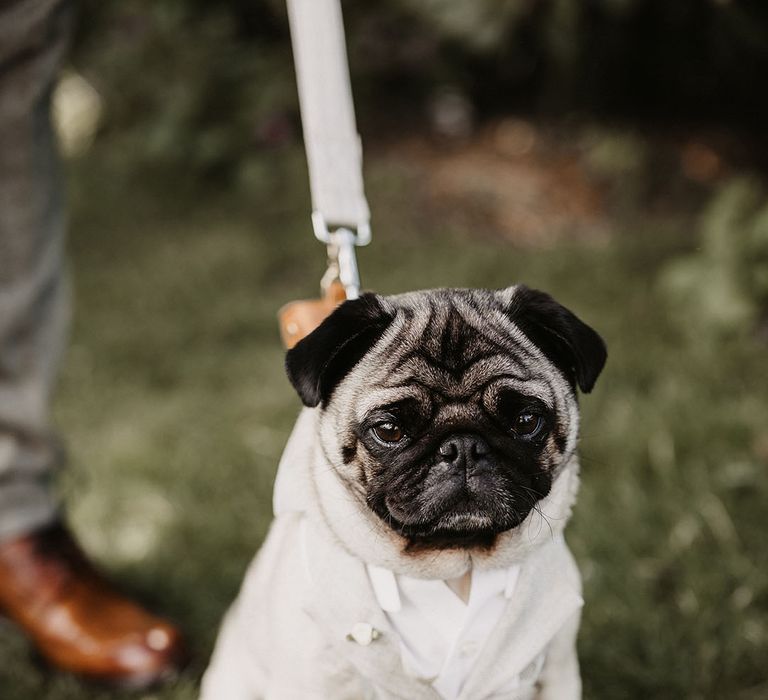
[279,0,371,348]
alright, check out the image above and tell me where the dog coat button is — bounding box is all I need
[347,622,380,646]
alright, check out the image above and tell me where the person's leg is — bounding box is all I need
[0,1,187,688]
[0,0,70,542]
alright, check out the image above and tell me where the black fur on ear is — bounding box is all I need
[505,285,607,393]
[285,293,394,407]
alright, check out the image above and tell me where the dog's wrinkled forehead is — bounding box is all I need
[356,290,552,414]
[285,285,607,410]
[387,289,525,384]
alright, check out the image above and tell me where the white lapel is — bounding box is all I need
[457,536,583,700]
[302,515,442,700]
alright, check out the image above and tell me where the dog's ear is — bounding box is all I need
[285,293,394,407]
[503,285,607,393]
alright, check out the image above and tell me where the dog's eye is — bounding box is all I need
[372,422,404,444]
[512,411,544,438]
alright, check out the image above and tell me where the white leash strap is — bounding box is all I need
[286,0,370,245]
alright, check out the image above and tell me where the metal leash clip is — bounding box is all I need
[312,211,371,300]
[277,212,369,349]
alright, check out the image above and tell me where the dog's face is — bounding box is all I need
[286,287,606,553]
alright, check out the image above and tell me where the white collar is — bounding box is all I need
[365,563,522,699]
[366,563,520,613]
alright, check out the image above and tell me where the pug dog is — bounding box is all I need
[201,286,606,700]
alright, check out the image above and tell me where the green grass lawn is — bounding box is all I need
[1,139,767,700]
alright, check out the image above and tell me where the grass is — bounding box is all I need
[1,136,767,700]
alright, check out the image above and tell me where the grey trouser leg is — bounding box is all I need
[0,0,73,542]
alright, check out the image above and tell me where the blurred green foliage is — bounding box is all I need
[73,1,296,176]
[73,0,768,176]
[661,177,768,338]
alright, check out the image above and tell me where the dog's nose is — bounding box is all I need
[438,434,491,466]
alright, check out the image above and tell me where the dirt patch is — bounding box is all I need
[387,119,609,247]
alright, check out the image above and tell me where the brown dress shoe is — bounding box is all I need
[0,523,187,689]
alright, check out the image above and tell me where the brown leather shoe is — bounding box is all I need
[0,523,187,689]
